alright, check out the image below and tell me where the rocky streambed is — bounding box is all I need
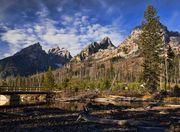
[0,91,179,132]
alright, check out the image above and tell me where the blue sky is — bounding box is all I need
[0,0,180,59]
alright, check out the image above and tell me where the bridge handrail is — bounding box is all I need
[0,86,51,92]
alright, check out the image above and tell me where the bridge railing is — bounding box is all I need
[0,86,50,92]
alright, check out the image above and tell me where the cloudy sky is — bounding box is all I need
[0,0,179,59]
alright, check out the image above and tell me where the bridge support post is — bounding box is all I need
[10,94,21,106]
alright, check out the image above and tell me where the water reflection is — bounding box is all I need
[49,101,85,111]
[1,93,178,114]
[0,94,46,107]
[0,94,152,112]
[0,95,9,106]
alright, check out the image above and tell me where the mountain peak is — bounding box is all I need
[14,42,43,56]
[100,37,111,43]
[48,47,72,60]
[26,42,41,49]
[0,43,72,78]
[100,37,114,48]
[34,42,41,46]
[71,37,115,62]
[26,42,42,49]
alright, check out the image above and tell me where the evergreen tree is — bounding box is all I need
[174,55,180,84]
[166,45,175,88]
[139,5,163,92]
[41,75,45,87]
[43,67,55,90]
[61,78,70,88]
[2,80,7,86]
[22,77,26,87]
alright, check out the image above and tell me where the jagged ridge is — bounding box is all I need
[71,37,115,62]
[0,43,72,78]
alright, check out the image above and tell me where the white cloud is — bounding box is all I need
[2,29,25,44]
[0,12,124,58]
[3,53,11,58]
[0,23,9,31]
[36,2,49,17]
[61,15,73,25]
[57,7,63,12]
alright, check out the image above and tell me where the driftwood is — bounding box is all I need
[76,106,170,127]
[92,96,148,105]
[77,114,142,126]
[55,97,82,102]
[76,112,172,131]
[55,94,97,102]
[92,98,118,105]
[165,104,180,107]
[76,112,151,126]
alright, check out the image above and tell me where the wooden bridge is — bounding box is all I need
[0,86,51,95]
[0,86,53,107]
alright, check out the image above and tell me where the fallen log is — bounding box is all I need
[76,106,171,127]
[92,98,118,105]
[77,112,150,126]
[165,104,180,108]
[92,96,151,105]
[55,97,82,102]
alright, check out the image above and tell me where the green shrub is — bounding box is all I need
[112,82,126,91]
[61,78,70,88]
[58,78,146,96]
[128,82,141,90]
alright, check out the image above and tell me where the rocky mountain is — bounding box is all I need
[48,47,72,67]
[69,29,142,64]
[116,25,180,57]
[54,24,180,82]
[0,23,179,80]
[74,24,180,63]
[104,25,180,62]
[0,43,71,78]
[71,37,115,62]
[48,47,72,60]
[166,31,180,53]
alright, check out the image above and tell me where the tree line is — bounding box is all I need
[0,67,55,89]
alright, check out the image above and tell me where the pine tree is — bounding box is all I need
[174,55,180,84]
[166,45,175,88]
[41,75,45,87]
[43,67,55,90]
[139,5,163,92]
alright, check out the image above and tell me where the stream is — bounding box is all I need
[0,93,179,132]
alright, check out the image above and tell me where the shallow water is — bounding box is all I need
[0,97,150,113]
[0,93,179,113]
